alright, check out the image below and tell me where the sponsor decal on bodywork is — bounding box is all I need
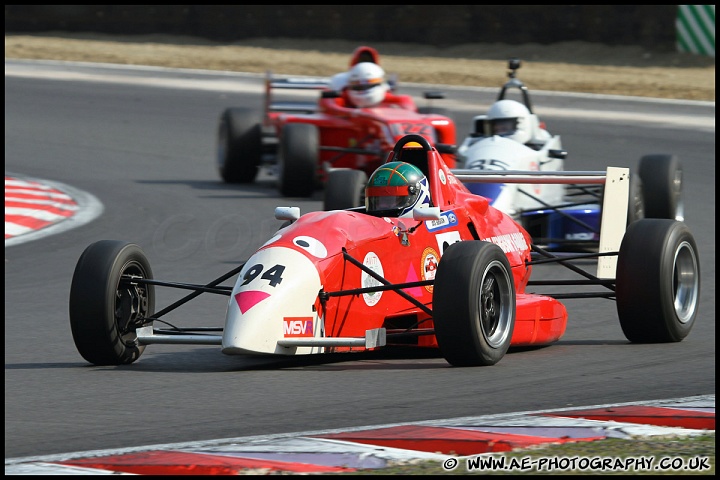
[283,317,314,337]
[567,232,596,240]
[425,210,458,232]
[421,247,439,292]
[438,168,447,185]
[361,251,384,306]
[483,232,528,253]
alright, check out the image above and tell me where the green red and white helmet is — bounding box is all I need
[365,161,431,218]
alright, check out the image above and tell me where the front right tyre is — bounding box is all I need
[433,241,516,366]
[69,240,155,365]
[616,219,700,343]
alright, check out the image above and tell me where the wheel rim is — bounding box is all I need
[673,240,699,324]
[115,260,152,347]
[478,260,513,348]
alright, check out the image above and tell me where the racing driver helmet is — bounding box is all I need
[347,62,389,108]
[486,99,532,144]
[365,161,431,218]
[349,45,380,66]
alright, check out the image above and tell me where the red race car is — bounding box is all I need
[216,47,457,204]
[71,135,700,368]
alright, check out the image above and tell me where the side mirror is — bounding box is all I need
[549,149,568,160]
[275,207,300,221]
[413,206,441,221]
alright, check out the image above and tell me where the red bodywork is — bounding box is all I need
[260,141,567,352]
[263,76,457,182]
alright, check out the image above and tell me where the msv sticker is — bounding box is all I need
[361,251,384,306]
[283,317,314,337]
[425,210,458,232]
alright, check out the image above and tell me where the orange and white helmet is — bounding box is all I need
[347,62,389,108]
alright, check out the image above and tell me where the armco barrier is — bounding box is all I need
[5,5,680,51]
[676,5,716,57]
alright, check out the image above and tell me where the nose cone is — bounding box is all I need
[222,246,323,355]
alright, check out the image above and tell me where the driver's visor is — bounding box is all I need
[349,80,382,91]
[366,185,409,197]
[491,118,518,136]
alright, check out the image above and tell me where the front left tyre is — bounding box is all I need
[69,240,155,365]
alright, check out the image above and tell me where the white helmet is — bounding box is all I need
[486,99,532,144]
[347,62,388,108]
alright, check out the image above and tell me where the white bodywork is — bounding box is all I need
[457,114,565,216]
[137,216,387,354]
[222,246,324,355]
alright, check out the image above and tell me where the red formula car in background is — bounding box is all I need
[70,135,700,368]
[216,46,457,203]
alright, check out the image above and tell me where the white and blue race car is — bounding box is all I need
[454,58,684,251]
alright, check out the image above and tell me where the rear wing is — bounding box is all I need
[264,71,330,115]
[451,167,630,279]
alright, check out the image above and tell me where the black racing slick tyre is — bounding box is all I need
[278,123,319,197]
[323,169,368,211]
[217,108,263,183]
[616,219,700,343]
[69,240,155,365]
[626,172,645,225]
[637,154,684,221]
[433,241,516,366]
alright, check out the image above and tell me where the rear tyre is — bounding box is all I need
[616,219,700,343]
[598,171,644,228]
[638,154,683,221]
[433,241,516,366]
[217,108,262,183]
[323,169,368,210]
[278,123,319,197]
[69,240,155,365]
[626,172,645,224]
